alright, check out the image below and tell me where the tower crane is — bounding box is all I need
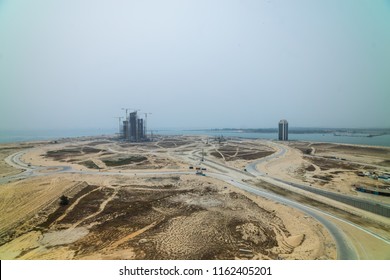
[142,112,152,140]
[121,108,131,120]
[113,117,123,137]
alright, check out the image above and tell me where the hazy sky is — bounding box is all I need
[1,0,389,131]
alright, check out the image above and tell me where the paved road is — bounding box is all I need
[0,149,72,184]
[245,141,287,176]
[211,173,358,259]
[184,149,361,259]
[187,142,390,258]
[244,141,390,216]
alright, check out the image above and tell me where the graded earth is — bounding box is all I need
[0,135,389,259]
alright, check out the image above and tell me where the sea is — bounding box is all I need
[157,130,390,147]
[1,128,390,147]
[0,129,116,144]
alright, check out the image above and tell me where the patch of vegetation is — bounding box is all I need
[46,148,82,160]
[103,155,147,166]
[211,149,273,161]
[60,189,111,225]
[210,151,223,159]
[47,148,81,155]
[101,152,114,156]
[88,141,111,146]
[305,165,316,172]
[0,145,34,151]
[39,184,97,228]
[59,195,70,206]
[82,147,103,154]
[235,151,274,161]
[79,160,101,169]
[305,156,358,171]
[313,174,334,182]
[379,160,390,167]
[311,143,390,157]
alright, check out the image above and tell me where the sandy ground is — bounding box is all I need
[0,173,334,260]
[0,135,389,260]
[0,136,337,260]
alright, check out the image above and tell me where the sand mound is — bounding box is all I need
[40,227,89,246]
[285,234,305,248]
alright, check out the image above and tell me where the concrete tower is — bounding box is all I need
[278,119,288,141]
[129,112,138,141]
[122,120,129,140]
[137,119,144,141]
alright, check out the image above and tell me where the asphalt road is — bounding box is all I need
[245,142,390,215]
[0,150,71,184]
[211,172,358,259]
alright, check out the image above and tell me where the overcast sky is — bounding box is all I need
[1,0,389,131]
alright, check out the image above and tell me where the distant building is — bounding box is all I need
[278,119,288,141]
[137,118,144,140]
[122,120,129,140]
[119,110,148,142]
[129,112,138,141]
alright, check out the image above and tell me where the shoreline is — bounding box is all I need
[1,127,390,147]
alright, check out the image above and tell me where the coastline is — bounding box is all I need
[3,128,390,147]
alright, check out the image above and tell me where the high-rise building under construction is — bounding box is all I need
[121,110,146,142]
[137,118,144,140]
[129,112,138,141]
[122,120,129,140]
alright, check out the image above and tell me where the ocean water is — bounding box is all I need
[1,128,390,147]
[156,129,390,147]
[0,129,116,144]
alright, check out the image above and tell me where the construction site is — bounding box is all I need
[0,134,389,260]
[115,109,152,142]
